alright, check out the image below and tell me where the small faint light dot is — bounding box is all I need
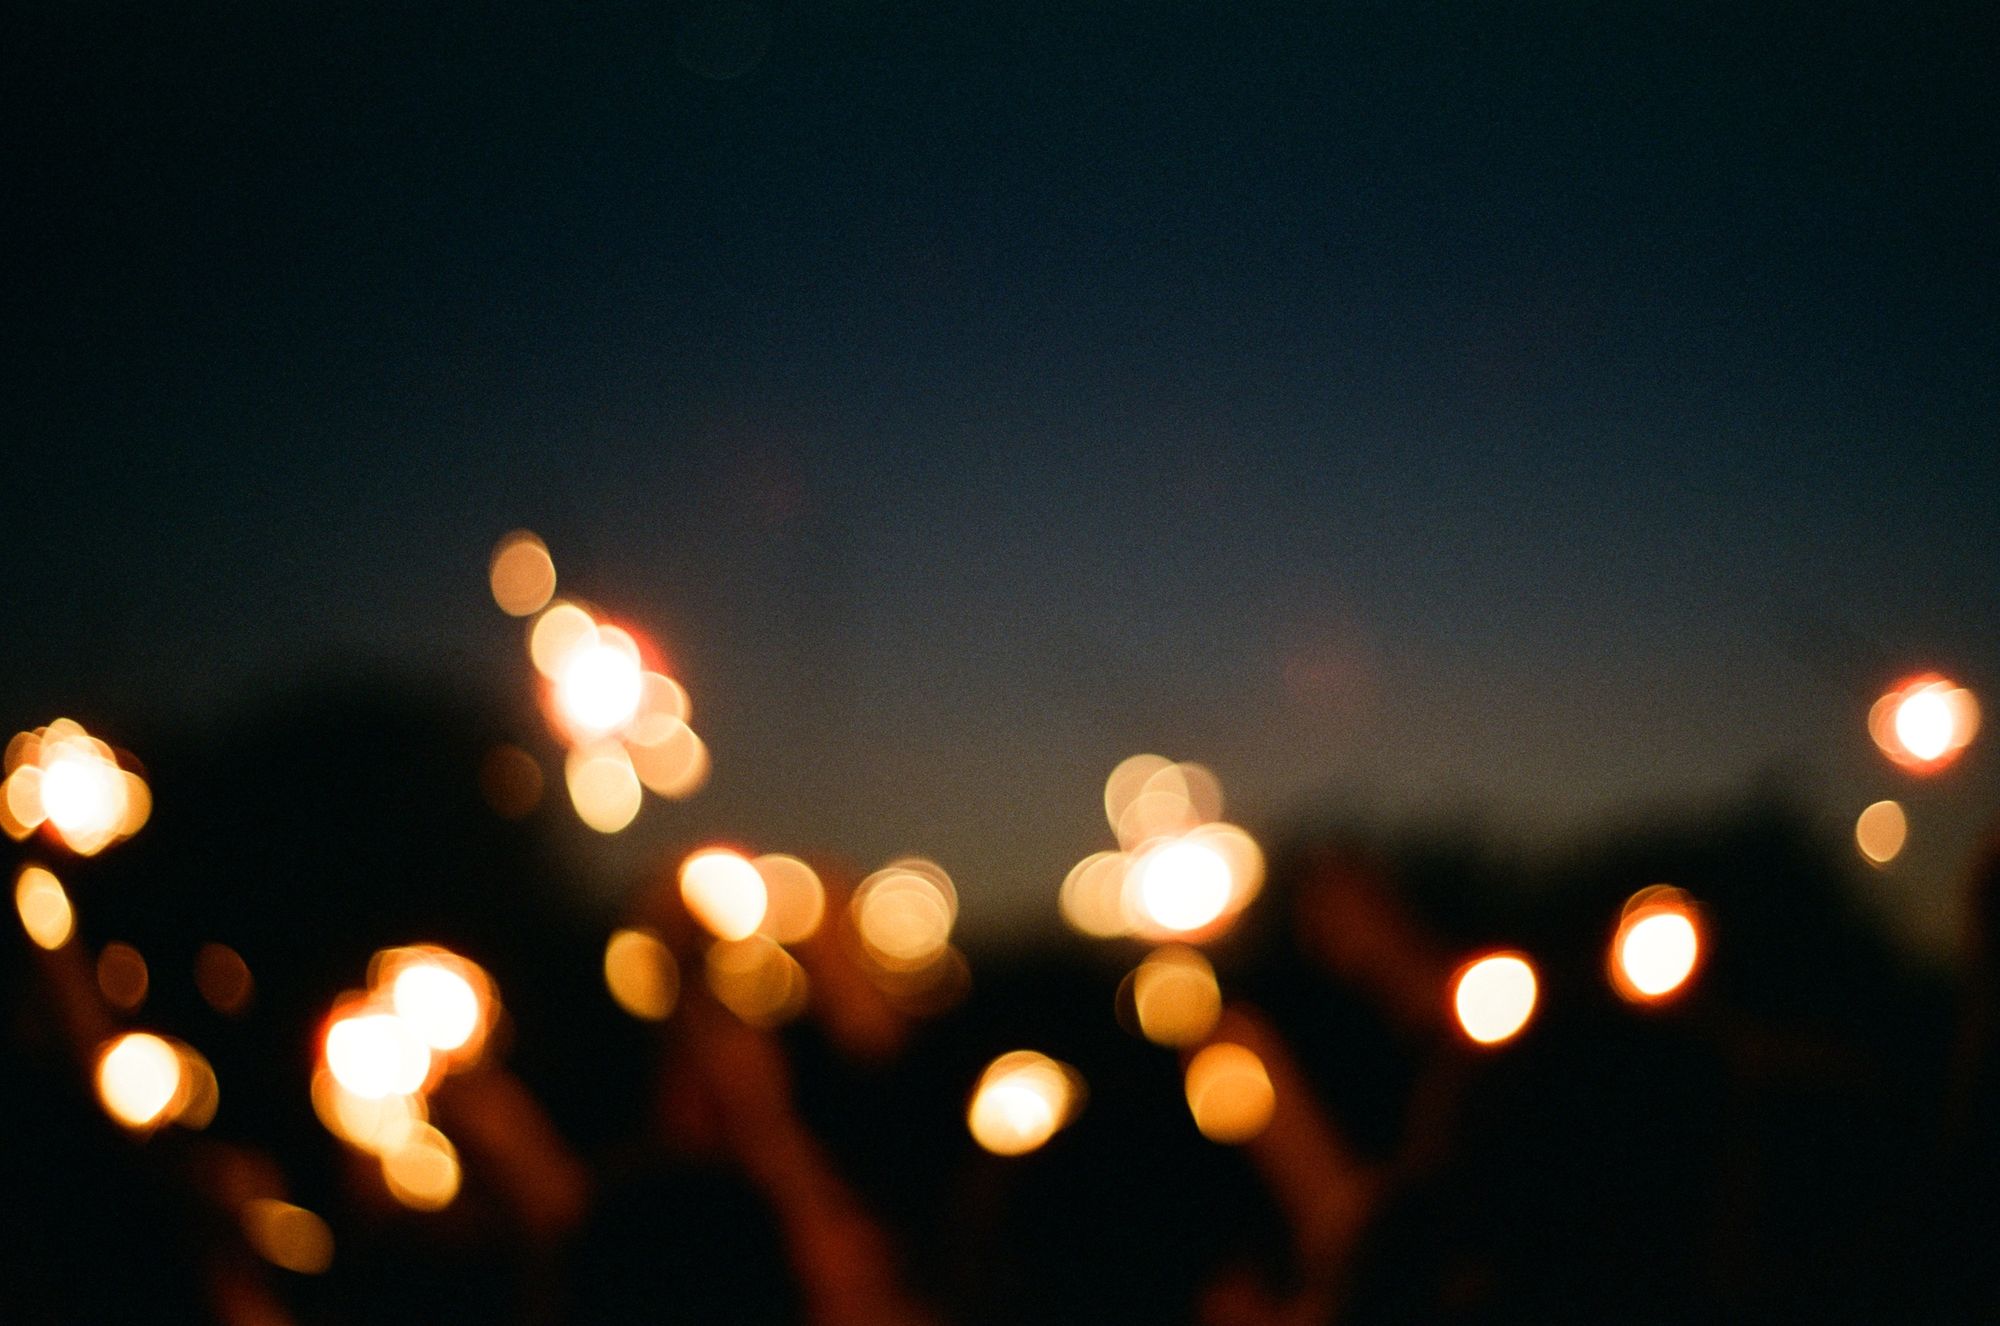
[325,1011,432,1100]
[680,849,768,942]
[97,1032,183,1129]
[1184,1042,1275,1144]
[479,744,544,820]
[604,928,679,1022]
[15,865,74,950]
[97,941,150,1012]
[1452,953,1538,1046]
[194,942,255,1016]
[380,1122,461,1211]
[242,1198,335,1275]
[967,1050,1081,1156]
[489,530,558,618]
[1133,839,1231,934]
[1855,799,1908,866]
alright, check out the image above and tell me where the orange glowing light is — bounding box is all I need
[753,853,827,944]
[386,952,489,1057]
[1452,952,1538,1046]
[529,601,597,680]
[704,935,809,1028]
[554,626,645,739]
[194,942,255,1016]
[379,1122,461,1211]
[628,718,709,799]
[311,1065,428,1154]
[324,1009,432,1101]
[1870,674,1980,772]
[14,864,74,950]
[852,860,957,971]
[1131,838,1232,934]
[1183,1041,1275,1144]
[604,928,679,1021]
[1104,754,1174,835]
[242,1198,335,1275]
[680,848,769,941]
[1855,799,1908,866]
[96,941,150,1011]
[97,1032,184,1129]
[1609,888,1703,1004]
[966,1050,1083,1156]
[171,1043,221,1129]
[3,722,150,855]
[565,741,643,833]
[489,530,558,618]
[1132,946,1222,1048]
[1059,850,1135,939]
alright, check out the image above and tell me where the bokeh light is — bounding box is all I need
[241,1198,336,1275]
[96,941,150,1012]
[386,951,490,1057]
[324,1008,433,1101]
[680,848,769,941]
[14,864,74,950]
[853,860,957,972]
[1452,952,1539,1046]
[1131,945,1222,1048]
[171,1042,221,1129]
[1,721,149,854]
[1130,838,1232,934]
[489,530,558,618]
[311,1066,428,1155]
[96,1032,184,1129]
[1855,799,1908,866]
[529,601,598,681]
[565,742,643,833]
[1870,674,1980,772]
[704,935,809,1028]
[1610,888,1702,1004]
[966,1050,1082,1156]
[1183,1041,1276,1144]
[753,853,827,944]
[604,927,679,1021]
[194,942,255,1016]
[628,719,710,800]
[479,743,544,820]
[380,1122,462,1211]
[1059,850,1134,939]
[554,627,645,739]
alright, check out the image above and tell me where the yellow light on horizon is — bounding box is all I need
[604,928,679,1021]
[1183,1041,1275,1144]
[489,530,558,618]
[967,1050,1082,1156]
[680,848,769,941]
[1452,953,1538,1046]
[97,1032,184,1129]
[1855,799,1908,866]
[1610,889,1702,1004]
[15,865,74,950]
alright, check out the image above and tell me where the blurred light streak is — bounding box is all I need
[96,941,150,1011]
[194,942,255,1016]
[1855,799,1908,866]
[753,853,826,944]
[14,864,74,949]
[489,531,557,618]
[967,1050,1082,1156]
[1452,953,1538,1046]
[1870,674,1980,772]
[241,1199,335,1275]
[1132,945,1222,1047]
[680,848,769,941]
[604,928,679,1021]
[1183,1042,1275,1144]
[97,1032,183,1129]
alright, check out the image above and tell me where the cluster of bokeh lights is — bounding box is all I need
[2,719,150,854]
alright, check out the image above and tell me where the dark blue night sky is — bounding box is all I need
[6,2,1995,947]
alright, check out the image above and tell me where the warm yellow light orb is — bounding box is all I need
[14,865,74,950]
[1183,1041,1276,1144]
[489,530,557,618]
[967,1050,1080,1156]
[556,637,644,737]
[1855,799,1908,866]
[1132,946,1222,1048]
[680,848,769,941]
[1616,910,1700,1000]
[1452,953,1538,1046]
[604,927,679,1021]
[97,1032,184,1129]
[380,1122,461,1211]
[1133,838,1231,934]
[390,962,483,1053]
[324,1011,432,1100]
